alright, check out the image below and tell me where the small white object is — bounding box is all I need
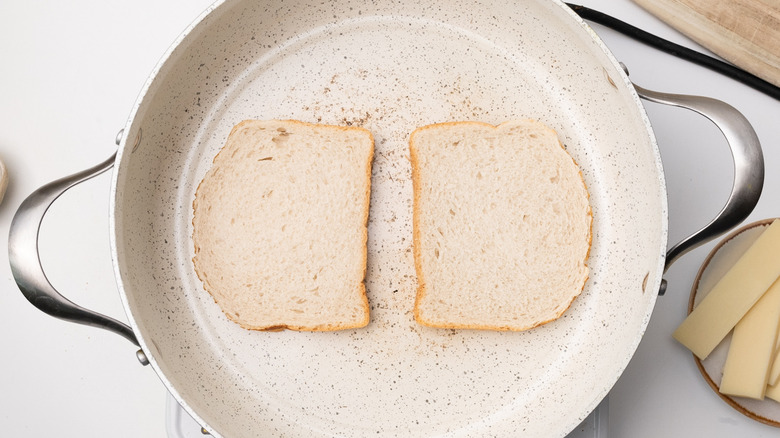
[0,157,8,205]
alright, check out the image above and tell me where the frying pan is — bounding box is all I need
[8,0,763,436]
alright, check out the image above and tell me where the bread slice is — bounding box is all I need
[192,120,373,331]
[410,120,592,331]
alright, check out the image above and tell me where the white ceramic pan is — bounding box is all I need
[8,1,764,437]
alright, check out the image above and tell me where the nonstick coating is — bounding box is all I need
[110,1,667,436]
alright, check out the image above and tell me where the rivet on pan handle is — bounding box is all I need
[622,64,764,295]
[7,150,145,358]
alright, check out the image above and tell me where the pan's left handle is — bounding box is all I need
[624,66,764,294]
[8,151,149,365]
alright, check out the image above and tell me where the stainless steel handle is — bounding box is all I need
[627,72,763,294]
[8,153,140,347]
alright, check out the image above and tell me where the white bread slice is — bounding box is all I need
[410,120,592,331]
[192,120,373,331]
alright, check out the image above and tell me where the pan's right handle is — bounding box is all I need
[8,152,148,363]
[626,70,764,294]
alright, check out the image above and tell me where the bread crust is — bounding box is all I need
[410,120,592,331]
[192,119,373,332]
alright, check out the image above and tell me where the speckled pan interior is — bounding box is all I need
[110,0,667,436]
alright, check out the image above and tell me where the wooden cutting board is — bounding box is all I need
[632,0,780,87]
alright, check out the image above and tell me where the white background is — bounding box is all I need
[0,0,777,436]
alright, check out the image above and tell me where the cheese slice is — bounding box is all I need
[767,380,780,403]
[673,219,780,359]
[769,334,780,387]
[719,278,780,399]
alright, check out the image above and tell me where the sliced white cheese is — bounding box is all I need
[766,380,780,403]
[673,219,780,359]
[719,278,780,399]
[769,343,780,387]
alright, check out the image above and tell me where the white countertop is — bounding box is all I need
[0,1,777,436]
